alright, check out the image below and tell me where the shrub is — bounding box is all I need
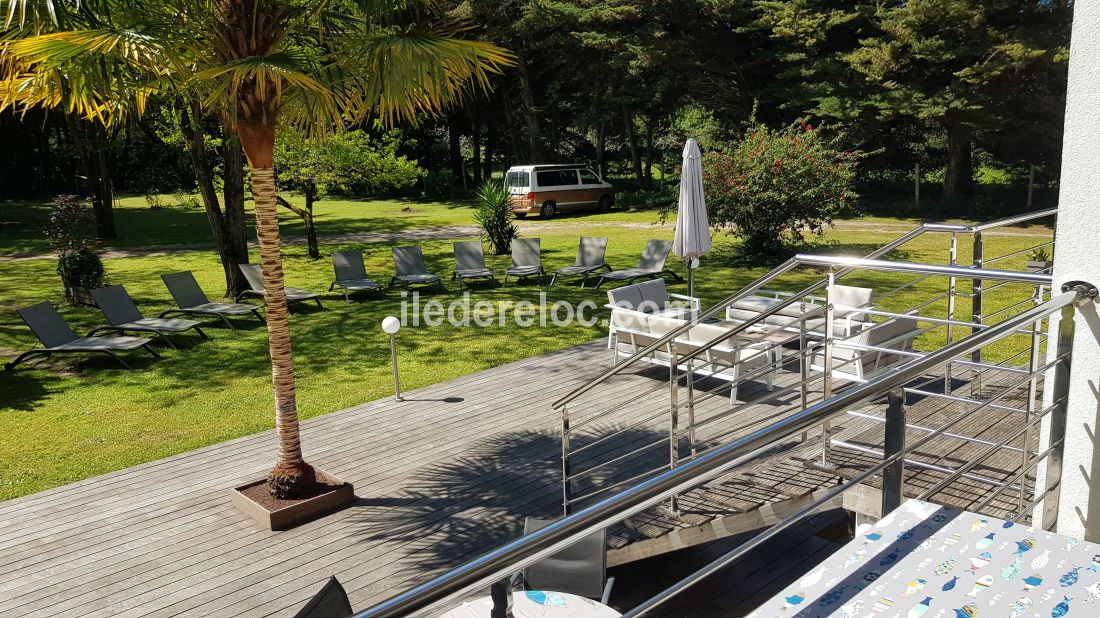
[703,118,863,254]
[45,195,105,295]
[474,181,519,255]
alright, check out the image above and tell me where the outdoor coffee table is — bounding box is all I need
[747,499,1100,618]
[437,591,621,618]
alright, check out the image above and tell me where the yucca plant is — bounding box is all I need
[1,0,512,498]
[474,181,519,255]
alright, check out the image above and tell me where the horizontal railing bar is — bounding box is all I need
[920,208,1058,233]
[565,467,667,505]
[354,287,1084,618]
[984,240,1055,264]
[844,410,1028,453]
[903,388,1028,416]
[568,439,669,481]
[829,439,1023,491]
[1010,482,1058,524]
[983,297,1041,322]
[792,255,1053,285]
[568,409,672,455]
[873,273,936,301]
[915,399,1061,501]
[973,439,1062,513]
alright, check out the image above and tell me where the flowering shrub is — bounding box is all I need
[703,119,863,254]
[45,195,105,293]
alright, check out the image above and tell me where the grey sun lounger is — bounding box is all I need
[504,238,545,286]
[330,250,382,303]
[452,241,497,286]
[159,271,266,330]
[237,263,323,308]
[90,285,208,349]
[6,302,160,371]
[390,245,443,290]
[594,239,681,288]
[551,236,611,286]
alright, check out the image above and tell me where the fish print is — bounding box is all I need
[967,574,994,597]
[1065,537,1080,550]
[908,596,933,618]
[967,552,993,574]
[987,591,1004,606]
[975,533,995,551]
[840,600,865,618]
[936,558,957,576]
[862,570,881,585]
[800,567,825,588]
[1022,574,1043,591]
[942,576,959,592]
[905,578,928,597]
[1001,558,1023,581]
[880,550,899,567]
[1014,539,1036,556]
[783,592,805,609]
[1051,596,1071,618]
[872,597,895,613]
[953,602,978,618]
[1003,520,1015,528]
[1009,597,1033,618]
[898,527,917,541]
[971,519,989,532]
[1089,554,1100,573]
[940,534,963,552]
[843,549,867,568]
[819,586,852,607]
[1043,588,1059,602]
[1059,566,1081,587]
[1086,582,1100,605]
[865,530,884,544]
[1032,549,1052,570]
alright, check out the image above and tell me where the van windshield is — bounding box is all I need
[505,171,530,188]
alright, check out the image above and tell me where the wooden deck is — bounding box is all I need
[0,341,1038,617]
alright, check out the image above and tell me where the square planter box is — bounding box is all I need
[231,468,354,531]
[1027,260,1053,273]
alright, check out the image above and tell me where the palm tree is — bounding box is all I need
[1,0,512,498]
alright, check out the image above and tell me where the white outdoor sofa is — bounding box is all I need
[724,284,875,338]
[806,313,921,383]
[606,281,776,404]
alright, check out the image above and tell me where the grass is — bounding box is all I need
[0,197,1054,501]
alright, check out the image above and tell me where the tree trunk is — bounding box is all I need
[277,194,320,259]
[596,121,606,179]
[222,131,249,268]
[484,104,496,182]
[943,123,974,203]
[514,47,543,161]
[178,100,249,298]
[448,111,463,181]
[623,107,643,185]
[643,115,655,190]
[237,120,313,499]
[470,102,482,183]
[91,134,118,239]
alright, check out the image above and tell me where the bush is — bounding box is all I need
[45,195,105,294]
[474,181,519,255]
[703,119,863,254]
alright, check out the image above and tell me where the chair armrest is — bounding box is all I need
[601,575,616,606]
[668,293,701,310]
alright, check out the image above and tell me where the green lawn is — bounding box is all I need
[0,197,1053,501]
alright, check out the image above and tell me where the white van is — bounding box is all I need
[504,164,615,219]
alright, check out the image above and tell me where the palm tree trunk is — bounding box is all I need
[239,121,314,498]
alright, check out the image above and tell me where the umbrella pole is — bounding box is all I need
[687,261,694,297]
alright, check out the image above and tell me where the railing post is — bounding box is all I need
[945,233,958,395]
[882,388,907,517]
[1041,303,1075,531]
[971,231,984,395]
[799,303,809,442]
[561,405,572,517]
[686,349,697,460]
[1020,283,1044,515]
[822,272,836,466]
[668,344,680,513]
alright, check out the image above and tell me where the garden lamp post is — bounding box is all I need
[382,316,403,402]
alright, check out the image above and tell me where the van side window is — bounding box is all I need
[506,171,530,188]
[536,170,579,187]
[579,170,602,185]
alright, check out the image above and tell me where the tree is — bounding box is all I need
[2,0,511,498]
[275,129,424,259]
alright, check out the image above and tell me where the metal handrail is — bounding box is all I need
[353,282,1091,618]
[553,208,1058,410]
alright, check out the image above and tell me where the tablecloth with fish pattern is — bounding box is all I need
[747,500,1100,618]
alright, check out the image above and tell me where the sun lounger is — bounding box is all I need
[330,250,382,302]
[452,241,497,286]
[551,236,611,286]
[390,245,443,290]
[593,239,680,288]
[237,264,322,308]
[6,302,160,370]
[89,285,208,349]
[504,238,545,286]
[159,271,265,330]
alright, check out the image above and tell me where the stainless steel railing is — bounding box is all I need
[354,280,1094,618]
[559,208,1057,514]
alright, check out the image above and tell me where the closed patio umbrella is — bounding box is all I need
[672,138,712,297]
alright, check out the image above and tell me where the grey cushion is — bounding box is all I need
[56,335,150,352]
[396,273,440,284]
[335,278,380,291]
[186,302,258,315]
[607,286,644,310]
[119,317,201,332]
[637,279,669,311]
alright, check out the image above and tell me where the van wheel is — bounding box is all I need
[598,195,614,211]
[540,201,557,219]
